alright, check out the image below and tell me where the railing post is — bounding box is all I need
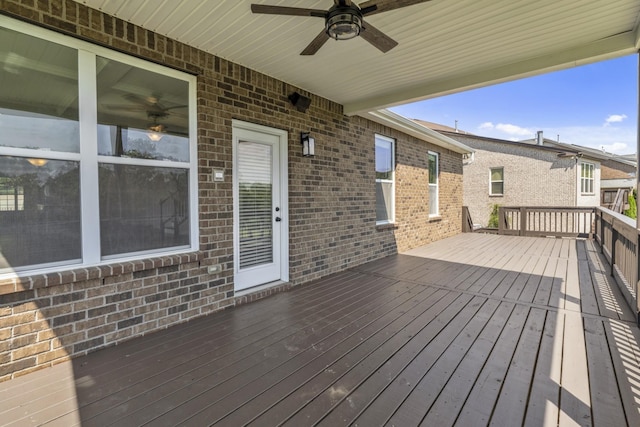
[498,207,505,235]
[611,217,617,277]
[520,207,527,237]
[599,210,605,253]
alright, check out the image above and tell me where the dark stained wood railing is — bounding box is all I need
[498,206,596,238]
[595,207,639,324]
[462,206,473,233]
[496,205,638,325]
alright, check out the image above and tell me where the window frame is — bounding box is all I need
[428,151,439,217]
[580,161,595,195]
[0,17,199,277]
[375,134,395,225]
[489,167,504,196]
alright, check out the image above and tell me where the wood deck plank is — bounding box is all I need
[414,301,517,427]
[583,317,628,427]
[82,277,419,424]
[179,291,472,427]
[523,311,563,427]
[559,312,592,426]
[1,234,638,427]
[452,303,531,426]
[487,307,547,427]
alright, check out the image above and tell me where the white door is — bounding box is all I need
[233,121,288,291]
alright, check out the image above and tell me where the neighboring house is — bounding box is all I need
[520,132,637,212]
[0,6,472,378]
[431,130,603,228]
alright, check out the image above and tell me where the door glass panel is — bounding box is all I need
[238,141,273,269]
[0,27,79,152]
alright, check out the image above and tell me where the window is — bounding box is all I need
[490,167,504,196]
[428,151,439,216]
[0,21,197,275]
[580,162,595,194]
[375,135,395,224]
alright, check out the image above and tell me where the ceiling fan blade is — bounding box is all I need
[360,21,398,53]
[251,4,326,18]
[301,30,331,55]
[359,0,431,17]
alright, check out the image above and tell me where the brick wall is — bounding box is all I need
[446,133,577,226]
[0,0,462,380]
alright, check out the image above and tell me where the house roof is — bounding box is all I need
[435,130,584,157]
[360,110,473,154]
[72,1,640,115]
[520,137,638,167]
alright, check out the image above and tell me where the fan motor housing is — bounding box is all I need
[325,5,363,40]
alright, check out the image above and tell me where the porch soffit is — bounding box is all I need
[74,1,640,115]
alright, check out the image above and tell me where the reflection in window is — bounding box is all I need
[0,178,24,211]
[99,164,189,256]
[0,23,194,275]
[96,56,189,162]
[0,157,81,269]
[0,27,79,153]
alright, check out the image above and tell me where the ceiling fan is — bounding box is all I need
[251,0,431,55]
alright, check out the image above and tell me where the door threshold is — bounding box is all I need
[234,280,289,298]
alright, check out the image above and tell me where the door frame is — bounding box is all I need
[231,119,289,291]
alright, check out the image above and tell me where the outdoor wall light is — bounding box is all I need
[301,132,315,157]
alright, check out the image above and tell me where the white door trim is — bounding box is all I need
[232,120,288,290]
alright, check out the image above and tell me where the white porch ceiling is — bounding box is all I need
[75,0,640,115]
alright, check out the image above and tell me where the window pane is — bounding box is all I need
[491,182,504,195]
[376,181,393,222]
[0,28,79,152]
[491,168,503,181]
[0,156,81,271]
[96,57,189,162]
[428,153,438,184]
[375,138,392,179]
[99,164,189,256]
[429,184,438,215]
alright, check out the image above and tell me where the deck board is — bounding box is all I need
[1,234,639,426]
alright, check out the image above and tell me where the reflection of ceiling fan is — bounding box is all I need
[104,94,186,139]
[251,0,431,55]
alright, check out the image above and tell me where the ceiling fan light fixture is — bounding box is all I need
[326,11,362,40]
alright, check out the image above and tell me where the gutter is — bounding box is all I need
[358,109,474,155]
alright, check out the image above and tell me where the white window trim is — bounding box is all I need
[489,167,504,196]
[0,17,199,278]
[428,151,439,217]
[375,134,395,225]
[580,161,595,195]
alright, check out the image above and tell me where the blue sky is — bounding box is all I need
[390,55,638,155]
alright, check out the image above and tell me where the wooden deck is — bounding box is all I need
[2,233,640,426]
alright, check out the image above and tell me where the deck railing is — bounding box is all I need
[595,207,639,323]
[495,205,639,324]
[498,206,596,238]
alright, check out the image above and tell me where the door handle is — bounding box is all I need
[275,217,281,222]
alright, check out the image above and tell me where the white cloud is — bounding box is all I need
[604,114,628,126]
[600,142,629,153]
[478,122,494,130]
[495,123,532,137]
